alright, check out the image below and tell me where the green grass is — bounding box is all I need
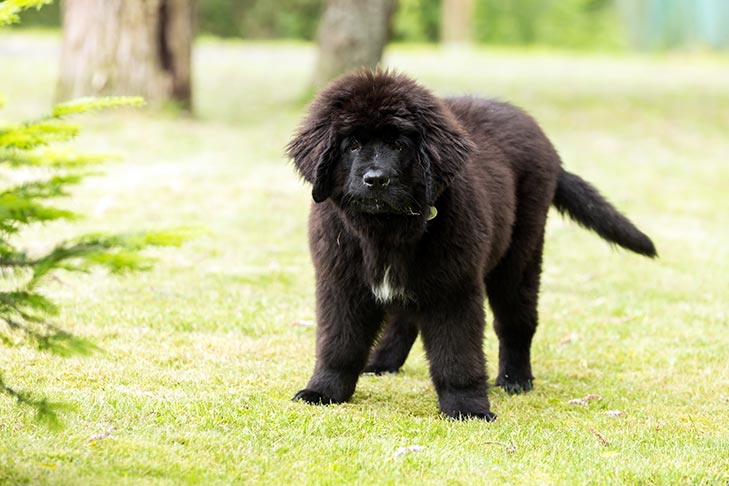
[1,33,728,485]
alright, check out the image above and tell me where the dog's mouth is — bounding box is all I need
[346,197,421,216]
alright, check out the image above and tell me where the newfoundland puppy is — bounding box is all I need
[287,70,655,420]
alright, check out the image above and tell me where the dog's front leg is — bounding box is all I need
[419,284,495,421]
[294,278,384,405]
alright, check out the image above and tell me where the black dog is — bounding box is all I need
[287,70,655,420]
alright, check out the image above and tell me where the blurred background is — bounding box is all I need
[15,0,729,50]
[6,0,729,114]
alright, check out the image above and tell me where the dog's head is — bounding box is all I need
[287,70,474,217]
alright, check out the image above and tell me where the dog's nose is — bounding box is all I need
[363,169,390,189]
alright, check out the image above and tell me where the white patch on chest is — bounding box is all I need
[371,266,406,304]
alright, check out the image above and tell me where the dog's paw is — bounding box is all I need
[495,374,533,395]
[362,363,401,375]
[445,410,497,422]
[439,392,496,421]
[292,389,335,405]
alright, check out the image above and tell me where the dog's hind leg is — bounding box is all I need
[486,231,545,394]
[486,158,556,394]
[363,314,419,374]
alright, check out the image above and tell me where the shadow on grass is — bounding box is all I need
[1,323,100,427]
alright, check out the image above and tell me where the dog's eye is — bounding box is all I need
[390,140,404,152]
[349,139,361,152]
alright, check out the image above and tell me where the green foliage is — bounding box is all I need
[393,0,441,42]
[474,0,623,48]
[7,0,623,47]
[0,2,189,423]
[10,0,326,40]
[197,0,324,39]
[393,0,622,46]
[10,0,728,50]
[0,0,54,26]
[51,96,145,117]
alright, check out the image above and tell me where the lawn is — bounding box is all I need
[1,32,728,485]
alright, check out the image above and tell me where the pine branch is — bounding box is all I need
[0,100,144,154]
[52,97,146,118]
[0,147,114,168]
[0,120,80,150]
[1,173,87,199]
[0,249,31,266]
[28,229,195,287]
[0,0,54,27]
[0,192,79,234]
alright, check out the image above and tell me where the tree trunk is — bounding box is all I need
[312,0,397,90]
[442,0,474,44]
[57,0,195,111]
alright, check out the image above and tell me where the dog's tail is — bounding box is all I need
[552,168,657,258]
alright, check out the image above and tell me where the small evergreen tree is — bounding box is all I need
[1,0,188,423]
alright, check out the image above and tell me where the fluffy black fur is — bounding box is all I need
[287,70,656,420]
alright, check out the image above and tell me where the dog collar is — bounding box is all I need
[427,206,438,221]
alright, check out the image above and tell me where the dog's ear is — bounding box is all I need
[416,103,475,204]
[287,120,338,203]
[310,128,338,203]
